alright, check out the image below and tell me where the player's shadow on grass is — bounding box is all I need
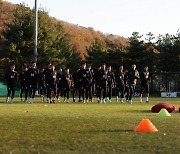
[89,129,133,133]
[128,110,152,113]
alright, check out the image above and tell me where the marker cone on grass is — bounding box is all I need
[157,108,171,116]
[134,119,158,132]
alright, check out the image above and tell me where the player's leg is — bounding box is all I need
[6,85,11,103]
[140,85,143,103]
[120,85,125,103]
[145,85,150,102]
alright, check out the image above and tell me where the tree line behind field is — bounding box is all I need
[0,1,180,82]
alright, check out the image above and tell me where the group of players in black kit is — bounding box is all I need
[5,61,151,104]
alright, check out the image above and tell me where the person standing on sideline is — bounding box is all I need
[126,64,139,104]
[5,64,17,103]
[140,66,151,103]
[19,64,28,102]
[27,62,39,104]
[115,66,125,103]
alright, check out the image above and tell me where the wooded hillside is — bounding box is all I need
[0,1,128,59]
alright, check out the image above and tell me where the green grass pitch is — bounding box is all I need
[0,97,179,153]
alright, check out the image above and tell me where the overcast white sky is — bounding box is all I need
[5,0,180,38]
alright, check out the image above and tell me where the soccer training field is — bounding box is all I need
[0,97,179,154]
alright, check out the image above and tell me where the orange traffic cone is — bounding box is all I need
[134,119,158,132]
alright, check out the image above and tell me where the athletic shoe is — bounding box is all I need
[128,100,132,104]
[97,98,101,103]
[116,96,118,102]
[89,99,93,103]
[46,98,50,103]
[63,98,67,103]
[140,98,143,103]
[57,98,61,103]
[10,99,14,104]
[52,100,56,104]
[120,100,124,103]
[120,98,124,103]
[6,97,9,103]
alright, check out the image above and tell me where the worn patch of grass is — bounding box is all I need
[0,97,179,153]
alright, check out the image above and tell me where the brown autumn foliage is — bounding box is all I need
[0,1,128,59]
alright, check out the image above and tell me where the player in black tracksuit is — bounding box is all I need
[61,68,72,102]
[115,66,125,103]
[43,63,52,102]
[27,62,39,103]
[44,65,57,103]
[56,68,64,101]
[72,70,79,102]
[107,66,115,102]
[38,69,46,102]
[19,65,28,102]
[5,64,17,103]
[85,64,94,102]
[77,63,89,103]
[126,64,139,104]
[97,64,108,103]
[94,65,102,103]
[140,66,151,103]
[124,70,129,102]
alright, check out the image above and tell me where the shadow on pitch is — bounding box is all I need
[127,110,152,113]
[88,129,134,133]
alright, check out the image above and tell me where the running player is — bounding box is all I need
[126,64,139,104]
[77,62,88,103]
[85,64,94,103]
[115,66,125,103]
[62,67,73,102]
[44,64,56,103]
[5,64,17,103]
[97,64,108,103]
[27,62,39,103]
[56,68,64,102]
[19,64,28,102]
[140,66,151,103]
[107,65,115,102]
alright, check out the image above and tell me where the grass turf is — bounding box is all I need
[0,97,179,153]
